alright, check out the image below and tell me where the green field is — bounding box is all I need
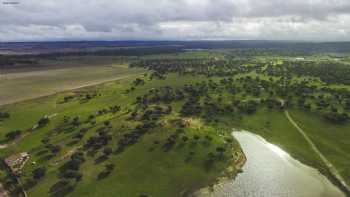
[1,49,350,196]
[0,73,243,197]
[288,109,350,185]
[0,56,144,106]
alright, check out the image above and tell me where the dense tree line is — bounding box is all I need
[287,61,350,85]
[0,46,183,69]
[130,59,253,77]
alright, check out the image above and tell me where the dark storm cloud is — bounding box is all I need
[0,0,350,41]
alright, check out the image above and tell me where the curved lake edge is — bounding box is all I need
[193,129,346,197]
[185,140,247,197]
[238,129,350,197]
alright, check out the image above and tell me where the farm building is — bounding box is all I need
[4,152,29,174]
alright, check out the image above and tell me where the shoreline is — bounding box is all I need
[236,126,350,197]
[192,129,348,197]
[189,146,247,197]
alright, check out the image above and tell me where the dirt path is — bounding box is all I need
[284,110,350,194]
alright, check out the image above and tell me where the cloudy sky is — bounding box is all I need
[0,0,350,42]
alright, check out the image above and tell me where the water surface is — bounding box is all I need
[197,131,345,197]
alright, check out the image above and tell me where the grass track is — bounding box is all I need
[285,110,350,194]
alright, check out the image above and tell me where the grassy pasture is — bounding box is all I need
[0,74,240,197]
[288,109,350,185]
[0,56,144,106]
[1,52,350,196]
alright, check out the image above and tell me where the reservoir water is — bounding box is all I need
[197,131,345,197]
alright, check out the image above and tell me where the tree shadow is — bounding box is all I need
[94,155,108,164]
[49,180,75,197]
[97,170,111,180]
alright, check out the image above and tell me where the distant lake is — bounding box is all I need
[196,131,345,197]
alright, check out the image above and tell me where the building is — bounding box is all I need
[4,152,29,174]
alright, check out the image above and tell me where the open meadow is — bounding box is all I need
[0,56,144,106]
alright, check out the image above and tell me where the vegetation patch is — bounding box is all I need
[1,48,350,196]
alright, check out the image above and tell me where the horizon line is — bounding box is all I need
[1,39,350,44]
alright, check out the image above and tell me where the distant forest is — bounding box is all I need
[1,40,350,70]
[1,40,350,54]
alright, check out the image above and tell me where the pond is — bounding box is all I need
[196,131,345,197]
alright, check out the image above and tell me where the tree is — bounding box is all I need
[47,144,61,155]
[50,180,75,196]
[345,99,350,111]
[88,115,95,120]
[72,117,80,126]
[33,167,46,180]
[105,163,115,171]
[103,147,113,156]
[104,121,111,127]
[193,135,200,141]
[0,112,10,120]
[323,112,349,124]
[216,147,226,158]
[61,152,85,171]
[133,78,145,86]
[38,116,49,127]
[61,169,82,181]
[239,100,258,114]
[41,136,50,144]
[97,163,115,180]
[5,130,22,140]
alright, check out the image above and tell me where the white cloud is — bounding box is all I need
[0,0,349,41]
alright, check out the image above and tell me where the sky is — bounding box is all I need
[0,0,350,42]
